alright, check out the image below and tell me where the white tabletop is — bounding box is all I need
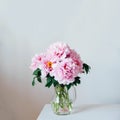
[37,104,120,120]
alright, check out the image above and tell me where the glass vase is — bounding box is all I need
[51,85,76,115]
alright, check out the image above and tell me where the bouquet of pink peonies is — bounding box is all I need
[30,42,90,115]
[30,42,90,89]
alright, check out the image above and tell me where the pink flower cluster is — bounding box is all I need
[30,42,83,85]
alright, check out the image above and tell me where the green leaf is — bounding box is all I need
[45,80,52,88]
[32,68,42,86]
[37,77,41,83]
[83,63,91,74]
[33,68,41,77]
[66,84,72,90]
[45,75,53,88]
[75,76,81,84]
[75,76,80,79]
[32,79,35,86]
[71,76,81,87]
[66,76,81,89]
[52,79,59,87]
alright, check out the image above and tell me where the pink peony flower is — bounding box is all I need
[69,49,83,73]
[38,53,56,78]
[30,54,44,71]
[47,42,71,62]
[40,59,53,77]
[50,58,82,85]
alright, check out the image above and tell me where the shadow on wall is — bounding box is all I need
[0,74,41,120]
[0,25,52,120]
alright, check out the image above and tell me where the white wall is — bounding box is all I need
[0,0,120,120]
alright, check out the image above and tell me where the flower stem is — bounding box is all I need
[51,85,72,115]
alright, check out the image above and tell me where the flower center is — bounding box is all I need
[47,61,53,68]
